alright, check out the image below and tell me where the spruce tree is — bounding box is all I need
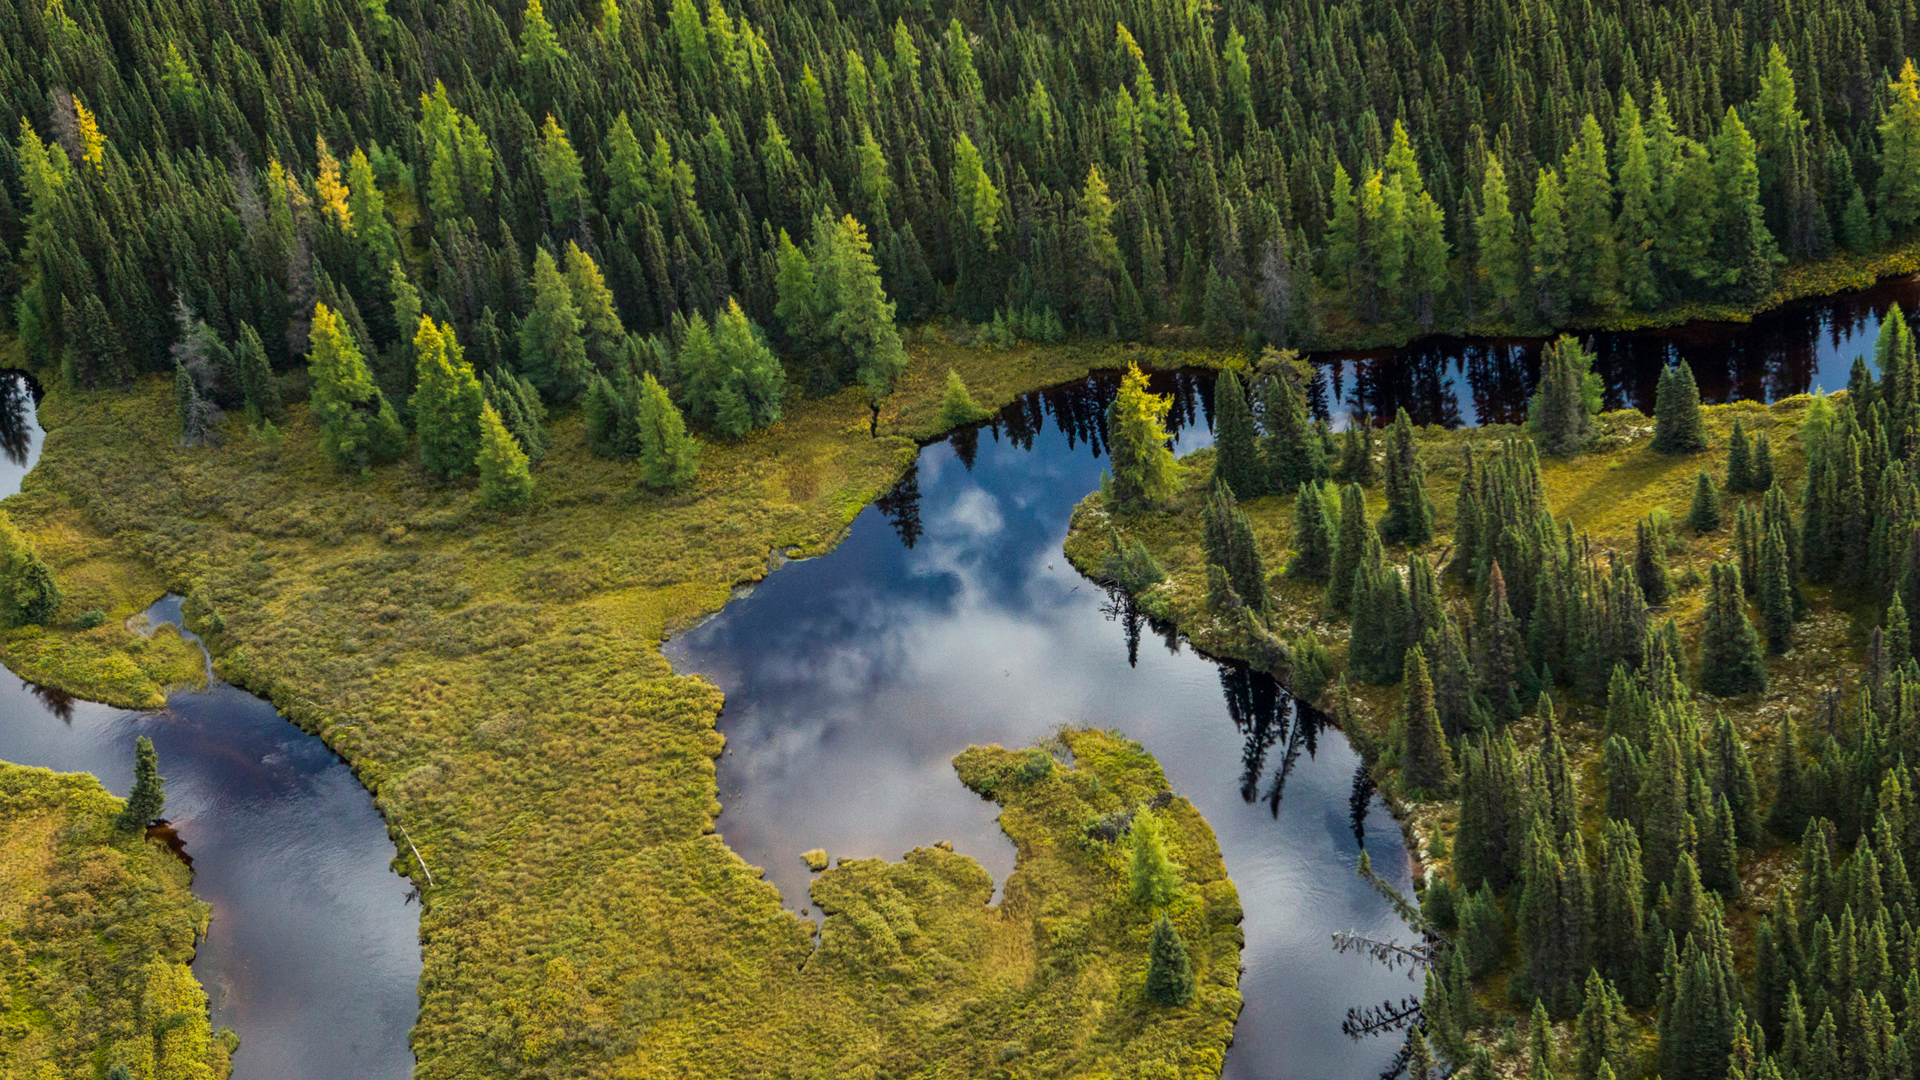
[1479,562,1524,721]
[520,247,591,403]
[1287,481,1335,581]
[117,735,164,831]
[1478,156,1522,318]
[1107,364,1177,512]
[1201,479,1268,613]
[1766,710,1807,840]
[1261,371,1324,494]
[1326,483,1370,612]
[1129,809,1180,907]
[1635,517,1671,605]
[940,370,991,428]
[1752,433,1775,491]
[477,402,534,510]
[1575,971,1632,1080]
[1529,335,1600,454]
[1689,471,1723,532]
[410,317,485,478]
[635,373,699,491]
[308,303,403,471]
[1145,914,1195,1005]
[1210,370,1264,498]
[1380,408,1433,545]
[1595,819,1649,1004]
[1399,646,1454,795]
[234,322,280,423]
[0,504,55,627]
[1701,562,1767,696]
[1726,418,1754,492]
[1757,519,1794,653]
[1654,362,1710,454]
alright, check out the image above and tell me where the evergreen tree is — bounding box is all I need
[1756,519,1795,654]
[1210,370,1264,498]
[1261,371,1324,494]
[1477,156,1523,319]
[410,317,485,478]
[234,323,280,424]
[1107,364,1177,513]
[1528,335,1601,454]
[1399,646,1454,795]
[1654,363,1710,454]
[520,248,591,403]
[1726,418,1754,493]
[635,373,699,490]
[1287,482,1335,582]
[1878,61,1920,239]
[1595,819,1648,1004]
[1575,971,1632,1080]
[1635,516,1671,605]
[1145,914,1194,1005]
[940,370,991,428]
[117,735,164,831]
[1701,562,1766,696]
[1380,408,1433,545]
[1129,808,1180,907]
[477,402,534,510]
[1201,479,1268,612]
[1689,471,1723,532]
[308,303,404,471]
[1326,483,1370,612]
[0,513,60,629]
[1766,710,1808,840]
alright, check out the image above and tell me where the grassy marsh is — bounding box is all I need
[0,340,1241,1079]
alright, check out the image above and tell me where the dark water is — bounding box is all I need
[1319,273,1920,427]
[0,377,419,1080]
[667,275,1920,1080]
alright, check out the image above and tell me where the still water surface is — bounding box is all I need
[0,378,419,1080]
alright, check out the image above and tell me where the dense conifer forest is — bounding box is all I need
[13,0,1920,457]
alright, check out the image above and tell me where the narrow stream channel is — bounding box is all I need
[0,377,420,1080]
[667,276,1920,1080]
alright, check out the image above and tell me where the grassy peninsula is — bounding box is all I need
[0,762,233,1079]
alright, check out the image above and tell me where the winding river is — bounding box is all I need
[3,272,1920,1080]
[0,379,420,1080]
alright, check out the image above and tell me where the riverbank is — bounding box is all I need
[1063,396,1850,1071]
[0,761,234,1078]
[0,338,1245,1078]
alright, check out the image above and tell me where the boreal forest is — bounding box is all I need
[14,0,1920,1079]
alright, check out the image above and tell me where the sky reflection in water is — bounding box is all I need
[670,372,1415,1080]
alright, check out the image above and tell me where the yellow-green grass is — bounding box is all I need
[0,339,1241,1080]
[1067,397,1854,1074]
[0,762,233,1079]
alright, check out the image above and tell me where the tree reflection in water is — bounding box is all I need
[0,372,37,469]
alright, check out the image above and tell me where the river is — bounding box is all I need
[0,376,420,1080]
[667,273,1920,1080]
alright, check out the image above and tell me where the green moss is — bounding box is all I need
[0,342,1241,1079]
[0,762,231,1079]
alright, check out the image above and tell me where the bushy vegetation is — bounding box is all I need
[0,761,233,1079]
[1067,349,1920,1077]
